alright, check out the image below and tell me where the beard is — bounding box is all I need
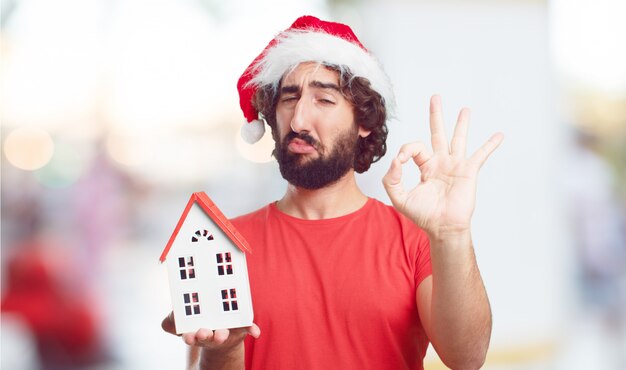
[273,128,358,190]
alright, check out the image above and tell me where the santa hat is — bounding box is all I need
[237,15,395,143]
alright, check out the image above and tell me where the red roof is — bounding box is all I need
[159,192,252,263]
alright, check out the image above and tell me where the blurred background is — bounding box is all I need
[1,0,624,369]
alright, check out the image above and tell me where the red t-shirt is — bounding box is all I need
[232,198,432,369]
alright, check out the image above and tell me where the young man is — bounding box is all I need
[162,15,503,370]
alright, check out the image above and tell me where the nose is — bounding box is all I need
[289,97,312,133]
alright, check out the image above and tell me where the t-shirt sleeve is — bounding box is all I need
[399,214,432,287]
[413,229,432,287]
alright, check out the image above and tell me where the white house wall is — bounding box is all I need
[166,203,253,333]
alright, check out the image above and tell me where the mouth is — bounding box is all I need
[287,137,317,154]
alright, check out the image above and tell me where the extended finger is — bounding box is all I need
[469,132,504,169]
[451,108,470,157]
[195,328,215,343]
[429,95,449,154]
[212,329,231,344]
[182,331,203,346]
[247,323,261,339]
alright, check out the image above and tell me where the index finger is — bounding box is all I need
[429,94,450,154]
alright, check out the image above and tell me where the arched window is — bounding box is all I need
[191,229,214,243]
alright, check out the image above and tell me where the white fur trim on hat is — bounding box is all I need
[247,30,395,115]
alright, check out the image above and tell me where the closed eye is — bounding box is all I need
[280,96,298,103]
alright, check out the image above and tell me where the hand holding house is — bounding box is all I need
[159,192,254,334]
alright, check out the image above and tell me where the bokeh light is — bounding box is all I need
[105,131,154,168]
[3,127,55,170]
[33,139,94,188]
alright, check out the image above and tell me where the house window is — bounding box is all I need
[221,288,238,312]
[216,252,233,276]
[178,256,196,280]
[183,292,201,316]
[192,229,214,243]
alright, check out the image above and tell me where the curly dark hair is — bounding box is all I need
[251,65,388,173]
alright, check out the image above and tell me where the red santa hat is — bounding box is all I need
[237,15,395,143]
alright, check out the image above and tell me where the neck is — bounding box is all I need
[276,170,368,220]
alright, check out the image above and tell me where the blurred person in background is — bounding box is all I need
[1,227,110,370]
[162,15,503,369]
[565,128,626,367]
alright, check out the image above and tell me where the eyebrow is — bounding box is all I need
[280,80,341,95]
[310,80,341,91]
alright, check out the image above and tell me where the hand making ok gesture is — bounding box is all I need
[382,95,504,238]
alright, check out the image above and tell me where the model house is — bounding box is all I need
[159,192,253,334]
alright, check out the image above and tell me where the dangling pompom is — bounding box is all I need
[241,119,266,144]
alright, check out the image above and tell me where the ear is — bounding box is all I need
[358,126,371,138]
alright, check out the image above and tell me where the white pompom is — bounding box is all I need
[241,119,266,144]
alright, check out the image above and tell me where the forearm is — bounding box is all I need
[428,230,492,369]
[197,343,245,370]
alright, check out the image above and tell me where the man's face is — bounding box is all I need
[272,63,369,189]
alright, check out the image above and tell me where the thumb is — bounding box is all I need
[161,311,180,336]
[382,156,406,208]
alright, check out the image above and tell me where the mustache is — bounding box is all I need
[283,131,319,148]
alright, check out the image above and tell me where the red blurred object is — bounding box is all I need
[1,240,106,369]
